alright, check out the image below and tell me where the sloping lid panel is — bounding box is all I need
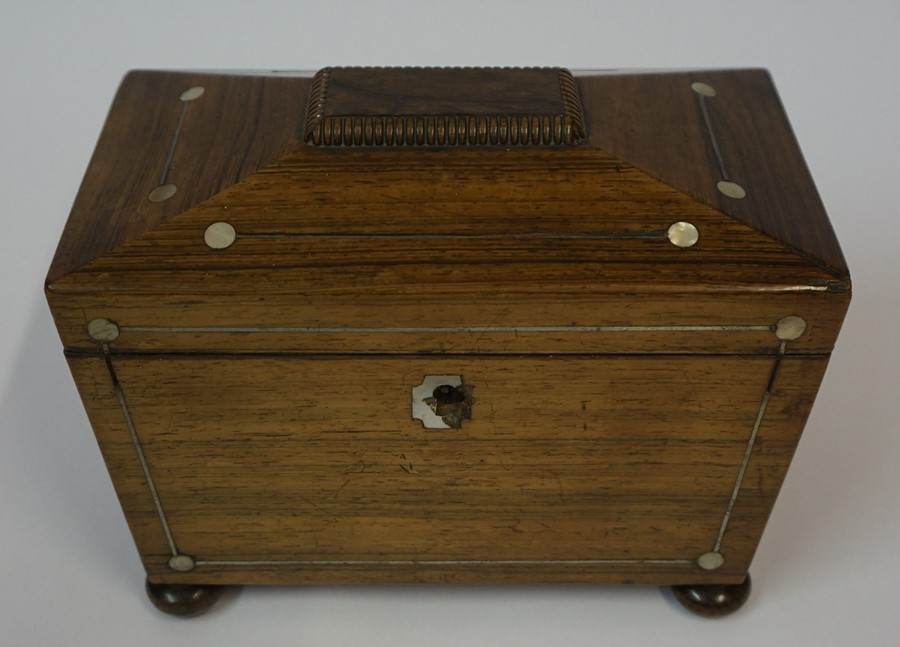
[46,69,850,355]
[46,70,312,285]
[48,146,837,291]
[578,69,849,277]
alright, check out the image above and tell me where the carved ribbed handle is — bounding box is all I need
[304,66,585,147]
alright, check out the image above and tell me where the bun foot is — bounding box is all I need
[671,574,752,618]
[145,579,226,617]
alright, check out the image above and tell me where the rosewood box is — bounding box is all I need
[46,67,850,617]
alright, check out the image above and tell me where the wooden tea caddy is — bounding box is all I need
[46,67,850,617]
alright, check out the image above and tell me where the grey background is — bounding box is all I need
[2,2,898,645]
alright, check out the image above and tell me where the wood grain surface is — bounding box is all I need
[48,68,850,587]
[45,143,849,354]
[67,351,829,585]
[578,69,848,277]
[50,291,848,356]
[46,71,313,286]
[304,67,585,146]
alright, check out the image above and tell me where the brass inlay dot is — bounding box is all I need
[148,183,177,202]
[87,318,120,342]
[697,552,725,570]
[717,180,747,199]
[776,315,807,341]
[691,82,717,97]
[168,554,196,572]
[179,86,205,102]
[667,222,700,248]
[204,222,237,250]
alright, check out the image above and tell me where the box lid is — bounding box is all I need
[46,67,850,355]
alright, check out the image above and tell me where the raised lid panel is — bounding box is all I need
[303,67,585,146]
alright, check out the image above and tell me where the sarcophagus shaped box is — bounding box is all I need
[46,67,850,617]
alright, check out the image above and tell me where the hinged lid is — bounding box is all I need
[46,67,850,355]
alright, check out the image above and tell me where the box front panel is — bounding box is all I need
[66,352,827,585]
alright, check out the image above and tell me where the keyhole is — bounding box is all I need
[433,384,465,404]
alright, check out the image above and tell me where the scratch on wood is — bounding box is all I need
[332,479,350,498]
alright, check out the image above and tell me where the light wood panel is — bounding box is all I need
[67,353,831,585]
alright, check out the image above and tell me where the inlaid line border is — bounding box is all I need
[146,86,205,204]
[194,558,694,568]
[101,344,179,557]
[691,80,748,200]
[238,230,668,241]
[713,339,786,552]
[99,320,793,572]
[204,219,718,251]
[120,324,774,335]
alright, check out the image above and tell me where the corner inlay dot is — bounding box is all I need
[697,552,725,570]
[776,315,807,341]
[87,318,120,342]
[168,554,196,572]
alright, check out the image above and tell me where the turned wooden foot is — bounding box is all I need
[670,574,752,618]
[145,579,226,617]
